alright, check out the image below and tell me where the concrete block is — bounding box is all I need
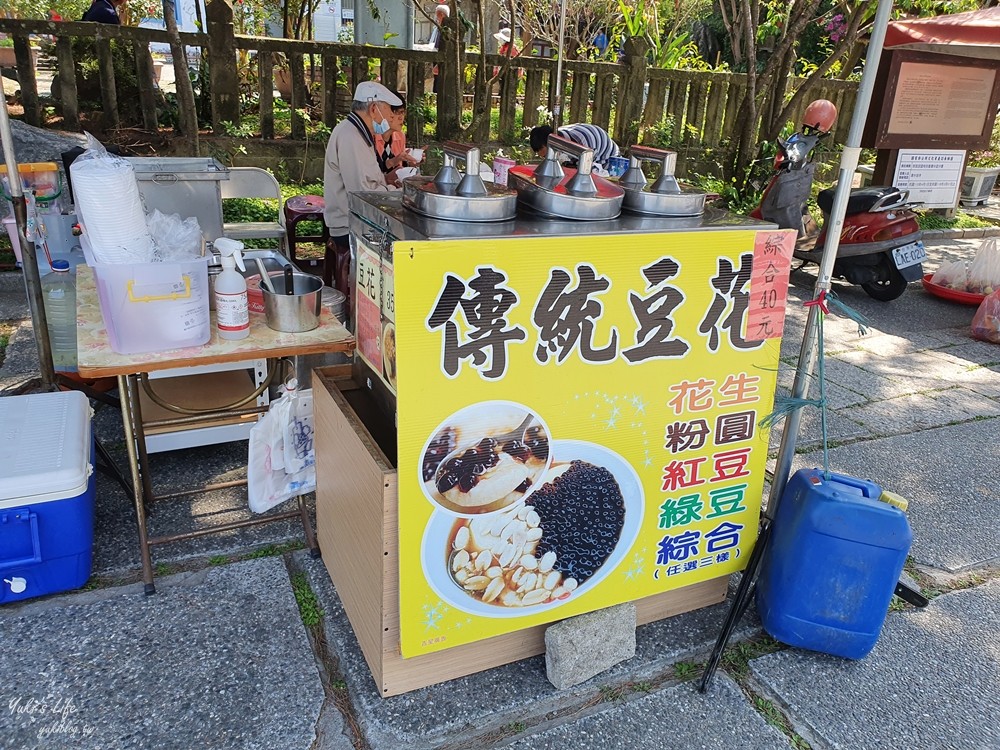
[545,602,636,690]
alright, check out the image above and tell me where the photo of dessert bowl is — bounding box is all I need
[419,401,552,516]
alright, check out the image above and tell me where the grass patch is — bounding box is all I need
[0,322,15,369]
[477,721,528,746]
[208,555,230,566]
[245,540,305,559]
[291,571,323,627]
[673,661,703,680]
[720,634,783,679]
[751,693,811,749]
[916,211,995,231]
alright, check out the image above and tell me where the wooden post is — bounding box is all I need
[206,0,240,133]
[290,52,307,140]
[96,38,120,130]
[259,53,275,139]
[615,36,649,146]
[497,69,517,143]
[592,74,613,132]
[322,53,338,128]
[134,41,159,132]
[522,68,543,129]
[470,62,490,143]
[55,36,79,131]
[163,0,199,151]
[569,70,589,124]
[13,35,40,127]
[406,62,425,141]
[437,23,461,140]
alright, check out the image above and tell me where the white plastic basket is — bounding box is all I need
[84,237,210,354]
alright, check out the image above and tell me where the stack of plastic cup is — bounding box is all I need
[70,154,153,264]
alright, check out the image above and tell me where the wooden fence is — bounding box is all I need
[0,14,858,162]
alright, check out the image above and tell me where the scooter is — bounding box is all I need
[751,100,925,301]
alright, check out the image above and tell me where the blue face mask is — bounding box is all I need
[373,105,390,135]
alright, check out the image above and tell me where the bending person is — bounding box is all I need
[529,123,620,172]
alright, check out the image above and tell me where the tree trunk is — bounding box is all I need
[163,0,200,152]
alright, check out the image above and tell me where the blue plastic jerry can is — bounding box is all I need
[756,468,913,660]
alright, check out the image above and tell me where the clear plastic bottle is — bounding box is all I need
[41,259,77,371]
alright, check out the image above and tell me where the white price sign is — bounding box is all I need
[893,149,966,209]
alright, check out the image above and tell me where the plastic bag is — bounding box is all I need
[147,209,204,261]
[933,240,1000,294]
[930,259,970,290]
[247,382,316,514]
[971,289,1000,344]
[966,239,1000,295]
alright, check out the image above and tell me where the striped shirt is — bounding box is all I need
[557,124,620,169]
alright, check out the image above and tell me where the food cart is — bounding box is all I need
[313,139,797,696]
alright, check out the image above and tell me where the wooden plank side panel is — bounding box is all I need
[312,370,731,697]
[314,371,396,688]
[380,572,728,696]
[522,68,544,129]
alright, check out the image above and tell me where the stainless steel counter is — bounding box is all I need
[349,192,770,243]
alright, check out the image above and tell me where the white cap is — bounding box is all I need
[353,81,403,106]
[494,28,511,43]
[435,4,450,16]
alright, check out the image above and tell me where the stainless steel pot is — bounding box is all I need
[620,145,706,217]
[509,134,624,220]
[262,272,324,332]
[403,141,518,222]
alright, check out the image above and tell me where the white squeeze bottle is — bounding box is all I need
[213,237,250,340]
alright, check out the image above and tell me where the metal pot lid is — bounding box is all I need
[401,141,518,222]
[509,134,624,221]
[618,145,706,217]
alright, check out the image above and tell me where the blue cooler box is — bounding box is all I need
[0,391,96,603]
[756,468,912,659]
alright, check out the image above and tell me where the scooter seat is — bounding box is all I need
[817,185,902,216]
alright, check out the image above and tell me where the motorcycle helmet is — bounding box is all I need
[802,99,837,134]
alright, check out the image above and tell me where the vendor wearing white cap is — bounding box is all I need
[323,80,403,294]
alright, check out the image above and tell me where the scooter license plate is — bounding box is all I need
[892,241,927,270]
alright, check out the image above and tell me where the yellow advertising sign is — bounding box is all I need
[393,229,795,657]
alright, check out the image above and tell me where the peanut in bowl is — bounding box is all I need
[420,440,645,617]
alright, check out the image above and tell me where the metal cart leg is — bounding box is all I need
[94,437,135,505]
[297,494,320,558]
[126,374,157,513]
[118,374,157,595]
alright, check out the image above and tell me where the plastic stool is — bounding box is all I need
[283,195,330,275]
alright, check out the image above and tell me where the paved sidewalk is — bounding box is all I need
[0,234,998,750]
